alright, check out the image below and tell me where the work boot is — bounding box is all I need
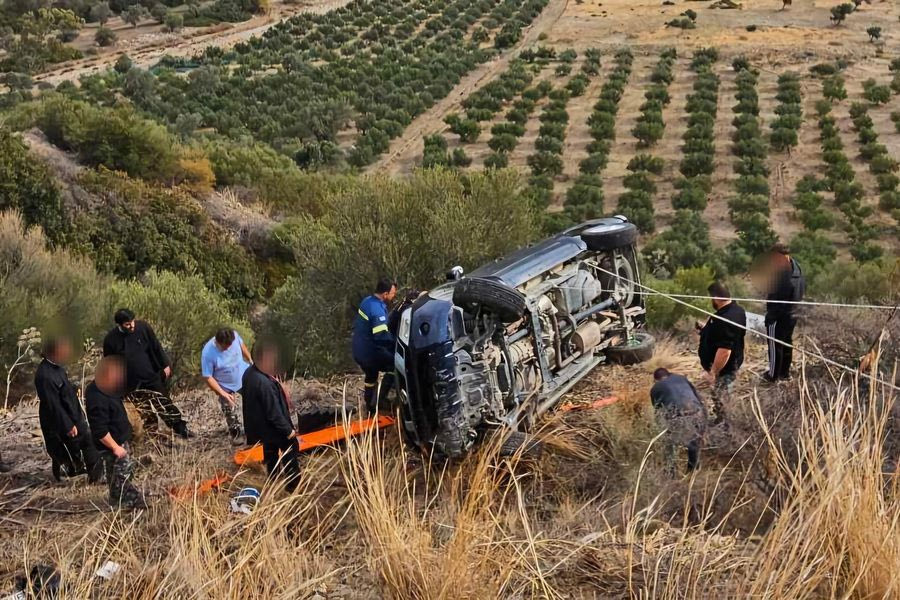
[51,460,62,482]
[174,422,194,439]
[229,427,244,446]
[0,461,12,474]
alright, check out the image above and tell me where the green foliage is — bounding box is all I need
[422,134,450,168]
[527,151,563,176]
[863,80,891,104]
[445,114,481,143]
[0,211,108,374]
[265,169,538,372]
[483,152,509,169]
[0,130,68,244]
[814,257,899,301]
[0,8,83,73]
[32,96,183,183]
[866,26,881,42]
[830,3,854,25]
[94,26,117,47]
[627,154,664,175]
[789,231,836,284]
[617,190,654,233]
[164,12,184,31]
[110,270,251,377]
[70,169,263,300]
[643,210,719,277]
[645,267,717,329]
[672,178,708,211]
[770,127,798,151]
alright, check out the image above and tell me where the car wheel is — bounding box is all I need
[498,431,543,458]
[599,254,638,307]
[605,332,655,365]
[580,221,638,251]
[452,277,526,323]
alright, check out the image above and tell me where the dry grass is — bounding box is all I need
[3,349,899,598]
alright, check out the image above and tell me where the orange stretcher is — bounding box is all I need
[233,414,396,466]
[168,471,232,500]
[558,396,619,412]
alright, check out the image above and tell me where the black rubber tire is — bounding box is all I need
[599,253,638,308]
[581,221,638,251]
[498,431,543,458]
[452,277,526,323]
[605,332,655,365]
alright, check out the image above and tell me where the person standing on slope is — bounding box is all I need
[103,309,192,438]
[352,278,398,415]
[697,281,747,425]
[34,335,103,483]
[763,243,805,383]
[201,328,252,444]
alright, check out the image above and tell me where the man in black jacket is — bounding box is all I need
[34,336,102,483]
[85,356,146,509]
[102,309,191,438]
[697,281,747,425]
[650,369,707,475]
[763,243,805,382]
[242,340,300,492]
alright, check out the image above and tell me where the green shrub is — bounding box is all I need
[265,169,538,372]
[645,267,717,329]
[729,193,770,217]
[527,151,563,176]
[0,211,109,377]
[579,152,608,174]
[0,129,68,244]
[789,231,836,284]
[627,154,665,175]
[679,152,714,178]
[770,127,798,151]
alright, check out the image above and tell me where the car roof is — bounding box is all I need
[468,217,628,289]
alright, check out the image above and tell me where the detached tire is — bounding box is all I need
[581,221,638,251]
[605,332,655,365]
[499,431,543,458]
[453,277,526,323]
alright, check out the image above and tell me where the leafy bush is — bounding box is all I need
[680,153,714,178]
[95,26,117,47]
[266,169,538,372]
[789,231,836,284]
[527,151,564,176]
[645,267,717,329]
[0,130,68,244]
[0,211,108,375]
[627,154,665,175]
[445,114,481,143]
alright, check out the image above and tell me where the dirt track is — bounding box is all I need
[33,0,352,87]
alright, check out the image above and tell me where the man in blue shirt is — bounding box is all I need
[352,277,397,415]
[201,328,252,444]
[649,368,707,475]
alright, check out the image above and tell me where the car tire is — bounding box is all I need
[605,332,655,365]
[499,431,543,458]
[452,277,526,323]
[581,221,638,251]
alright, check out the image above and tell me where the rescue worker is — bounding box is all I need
[387,289,422,337]
[763,243,805,382]
[352,278,398,415]
[649,368,707,475]
[201,328,252,444]
[241,340,300,493]
[85,356,147,510]
[697,281,747,425]
[102,309,192,438]
[34,336,102,483]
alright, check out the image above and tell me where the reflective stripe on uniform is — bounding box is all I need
[372,324,388,334]
[364,382,377,388]
[358,309,369,320]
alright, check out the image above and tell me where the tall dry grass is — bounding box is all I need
[7,361,899,599]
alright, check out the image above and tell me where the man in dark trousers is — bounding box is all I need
[85,356,146,509]
[650,368,707,475]
[764,243,805,382]
[102,309,191,438]
[34,336,102,483]
[352,278,398,415]
[242,340,300,493]
[697,281,747,425]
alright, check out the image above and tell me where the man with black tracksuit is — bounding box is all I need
[697,281,747,425]
[34,336,102,483]
[85,356,147,509]
[764,243,805,382]
[242,340,300,493]
[650,368,707,475]
[102,308,191,438]
[352,278,398,415]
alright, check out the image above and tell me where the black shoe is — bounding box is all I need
[51,460,62,482]
[0,461,13,473]
[174,423,194,439]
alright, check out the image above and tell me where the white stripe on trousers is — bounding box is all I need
[767,322,777,378]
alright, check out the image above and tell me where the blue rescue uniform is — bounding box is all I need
[352,295,396,413]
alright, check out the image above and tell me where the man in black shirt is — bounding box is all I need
[697,281,747,424]
[102,308,191,438]
[34,336,102,483]
[242,340,300,493]
[85,356,146,509]
[764,243,805,382]
[650,369,707,474]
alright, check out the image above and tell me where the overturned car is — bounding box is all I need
[395,217,655,457]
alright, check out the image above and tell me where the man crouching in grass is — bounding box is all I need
[650,368,707,476]
[86,356,147,510]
